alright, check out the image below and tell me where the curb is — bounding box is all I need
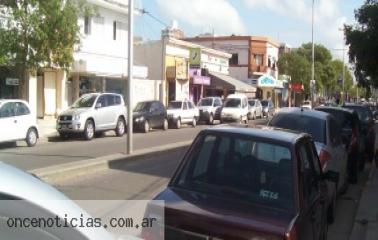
[29,140,192,184]
[349,165,376,240]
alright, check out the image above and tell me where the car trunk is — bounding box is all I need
[155,188,293,240]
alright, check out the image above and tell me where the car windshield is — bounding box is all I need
[248,100,256,106]
[134,102,152,112]
[344,106,372,122]
[173,133,294,211]
[198,98,213,107]
[168,102,182,109]
[261,100,268,107]
[224,98,241,108]
[72,95,97,108]
[317,109,354,129]
[269,114,327,144]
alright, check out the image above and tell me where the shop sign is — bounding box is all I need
[290,83,304,92]
[193,76,211,86]
[189,48,201,68]
[258,75,276,87]
[5,78,19,86]
[176,58,188,79]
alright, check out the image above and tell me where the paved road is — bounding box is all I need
[0,119,268,171]
[55,145,372,240]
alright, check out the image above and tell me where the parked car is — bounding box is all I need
[143,127,337,240]
[133,101,168,133]
[0,99,39,147]
[315,106,362,184]
[0,162,113,240]
[167,100,199,129]
[197,97,222,124]
[302,100,313,109]
[343,103,375,170]
[261,99,275,118]
[247,98,263,120]
[220,94,249,123]
[57,93,127,140]
[269,108,348,223]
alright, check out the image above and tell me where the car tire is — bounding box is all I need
[327,184,337,224]
[162,118,168,131]
[208,114,214,125]
[84,120,95,140]
[175,118,181,129]
[26,128,38,147]
[192,117,197,128]
[143,120,150,133]
[115,117,126,137]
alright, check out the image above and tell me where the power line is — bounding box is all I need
[139,8,169,28]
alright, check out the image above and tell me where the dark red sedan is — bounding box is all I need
[143,127,338,240]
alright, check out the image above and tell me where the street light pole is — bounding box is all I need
[127,0,134,154]
[311,0,315,104]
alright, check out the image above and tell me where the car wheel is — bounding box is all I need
[176,118,181,129]
[162,118,168,131]
[192,117,197,128]
[26,128,38,147]
[143,120,150,133]
[208,114,214,125]
[84,120,95,140]
[115,117,126,137]
[327,184,337,224]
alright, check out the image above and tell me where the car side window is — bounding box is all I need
[298,142,319,205]
[158,102,165,112]
[188,102,194,109]
[0,103,16,118]
[105,95,115,106]
[215,99,222,107]
[115,96,121,105]
[151,102,159,112]
[97,95,107,108]
[329,118,342,145]
[15,102,31,116]
[183,102,188,110]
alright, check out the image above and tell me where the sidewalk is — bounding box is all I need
[349,164,378,240]
[37,118,58,140]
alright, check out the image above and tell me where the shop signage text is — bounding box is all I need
[5,78,19,86]
[189,48,201,68]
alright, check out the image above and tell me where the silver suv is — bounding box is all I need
[197,97,223,124]
[57,93,127,140]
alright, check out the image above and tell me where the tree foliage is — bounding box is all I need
[345,0,378,88]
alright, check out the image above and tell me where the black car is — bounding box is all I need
[143,127,336,240]
[315,106,361,183]
[133,101,168,133]
[343,103,375,170]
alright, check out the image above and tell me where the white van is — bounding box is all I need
[220,94,249,123]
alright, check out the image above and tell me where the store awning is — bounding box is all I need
[209,72,256,93]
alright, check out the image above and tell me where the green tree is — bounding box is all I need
[345,0,378,88]
[297,43,333,64]
[0,0,94,98]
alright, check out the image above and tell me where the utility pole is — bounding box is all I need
[311,0,315,105]
[127,0,134,154]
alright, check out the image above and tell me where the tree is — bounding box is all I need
[0,0,94,99]
[297,43,333,64]
[345,0,378,88]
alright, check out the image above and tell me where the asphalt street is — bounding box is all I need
[0,119,269,171]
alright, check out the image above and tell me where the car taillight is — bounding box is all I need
[319,149,331,171]
[285,226,297,240]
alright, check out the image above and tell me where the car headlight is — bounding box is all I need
[264,108,268,112]
[135,116,144,122]
[73,115,80,121]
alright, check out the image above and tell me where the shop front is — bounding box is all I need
[256,75,284,107]
[165,56,190,103]
[189,68,211,104]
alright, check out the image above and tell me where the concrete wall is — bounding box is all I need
[229,67,249,82]
[28,74,37,118]
[133,79,160,108]
[134,41,163,80]
[43,71,57,117]
[267,43,279,79]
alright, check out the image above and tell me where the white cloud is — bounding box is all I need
[244,0,348,59]
[155,0,246,35]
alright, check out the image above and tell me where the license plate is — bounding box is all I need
[60,124,67,129]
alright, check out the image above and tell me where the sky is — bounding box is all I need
[135,0,365,59]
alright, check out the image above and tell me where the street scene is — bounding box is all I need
[1,0,378,239]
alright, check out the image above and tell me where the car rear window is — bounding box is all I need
[269,114,327,144]
[173,133,294,211]
[343,106,372,122]
[317,109,353,129]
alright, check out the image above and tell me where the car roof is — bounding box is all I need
[315,106,355,115]
[276,107,330,120]
[204,126,309,145]
[0,99,29,104]
[343,103,366,107]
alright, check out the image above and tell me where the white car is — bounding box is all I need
[57,93,127,140]
[221,94,249,123]
[167,100,199,129]
[0,99,39,147]
[197,97,223,125]
[0,162,141,240]
[247,99,263,120]
[301,100,312,109]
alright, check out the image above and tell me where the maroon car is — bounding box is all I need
[142,127,338,240]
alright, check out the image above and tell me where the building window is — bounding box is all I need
[229,54,238,65]
[84,16,91,35]
[254,54,264,66]
[113,21,117,40]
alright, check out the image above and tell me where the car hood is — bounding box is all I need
[133,112,147,119]
[153,188,294,239]
[198,106,212,111]
[167,109,181,115]
[222,107,242,115]
[59,107,90,116]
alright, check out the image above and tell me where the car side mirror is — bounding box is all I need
[95,102,102,109]
[322,170,339,183]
